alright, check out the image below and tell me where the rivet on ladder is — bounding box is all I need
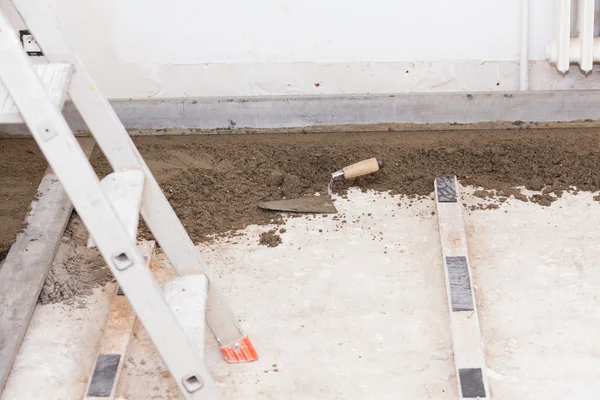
[182,374,204,393]
[111,251,133,270]
[39,126,57,141]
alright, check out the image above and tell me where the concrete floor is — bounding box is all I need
[3,186,600,399]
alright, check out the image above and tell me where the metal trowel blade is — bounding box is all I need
[258,196,337,213]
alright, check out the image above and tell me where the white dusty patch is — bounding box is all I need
[1,285,115,400]
[4,187,600,399]
[463,189,600,400]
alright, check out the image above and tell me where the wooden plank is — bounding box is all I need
[434,175,490,399]
[85,241,155,400]
[0,137,95,392]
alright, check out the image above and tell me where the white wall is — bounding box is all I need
[113,1,533,63]
[4,0,600,98]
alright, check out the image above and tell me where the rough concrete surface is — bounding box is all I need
[2,284,115,400]
[5,187,600,399]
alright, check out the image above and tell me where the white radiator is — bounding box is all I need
[546,0,597,72]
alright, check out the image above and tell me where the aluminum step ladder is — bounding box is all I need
[0,2,257,399]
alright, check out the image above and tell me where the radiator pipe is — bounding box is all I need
[520,0,530,91]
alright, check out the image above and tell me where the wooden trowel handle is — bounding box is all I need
[332,157,384,180]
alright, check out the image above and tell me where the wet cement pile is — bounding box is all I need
[88,128,600,243]
[259,229,283,247]
[38,214,112,305]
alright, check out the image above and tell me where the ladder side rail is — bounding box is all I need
[10,0,246,348]
[0,10,218,399]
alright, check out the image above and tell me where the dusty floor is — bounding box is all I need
[2,129,600,398]
[4,187,600,399]
[3,127,600,255]
[0,138,47,260]
[90,127,600,245]
[2,128,600,302]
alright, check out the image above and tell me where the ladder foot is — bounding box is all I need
[220,335,258,363]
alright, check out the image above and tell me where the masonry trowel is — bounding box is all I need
[258,157,384,214]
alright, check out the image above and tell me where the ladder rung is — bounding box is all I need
[88,170,145,248]
[0,63,73,124]
[164,275,208,361]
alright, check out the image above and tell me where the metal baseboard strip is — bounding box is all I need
[2,90,600,135]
